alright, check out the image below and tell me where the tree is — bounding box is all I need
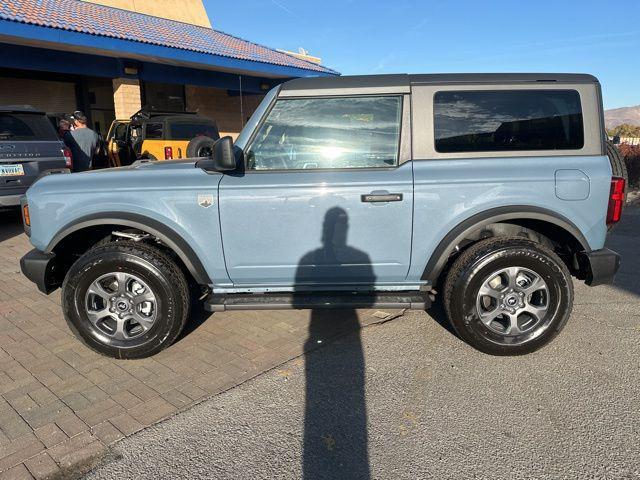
[608,124,640,138]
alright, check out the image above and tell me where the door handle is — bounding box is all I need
[361,193,403,203]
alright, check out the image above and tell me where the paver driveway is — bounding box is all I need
[0,208,402,479]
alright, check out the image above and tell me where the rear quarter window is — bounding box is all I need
[145,122,164,140]
[0,113,59,141]
[434,90,584,153]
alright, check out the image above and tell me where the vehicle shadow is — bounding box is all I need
[0,208,24,243]
[425,298,458,338]
[177,298,212,341]
[295,207,372,480]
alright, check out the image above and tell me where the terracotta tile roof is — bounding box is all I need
[0,0,338,75]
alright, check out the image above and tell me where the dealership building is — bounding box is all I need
[0,0,337,137]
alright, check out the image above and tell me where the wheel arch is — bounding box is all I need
[46,212,211,285]
[422,206,590,284]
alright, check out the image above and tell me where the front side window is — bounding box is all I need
[246,96,402,171]
[434,90,584,153]
[113,122,128,142]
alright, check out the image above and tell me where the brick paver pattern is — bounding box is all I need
[0,211,397,479]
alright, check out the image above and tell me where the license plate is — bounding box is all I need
[0,164,25,176]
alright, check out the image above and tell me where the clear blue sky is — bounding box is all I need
[204,0,640,109]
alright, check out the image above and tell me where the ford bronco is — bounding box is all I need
[20,74,625,359]
[106,109,220,166]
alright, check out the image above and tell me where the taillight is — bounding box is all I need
[606,177,625,226]
[62,147,72,169]
[164,146,173,160]
[22,203,30,226]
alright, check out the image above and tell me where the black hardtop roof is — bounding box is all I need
[137,114,212,122]
[130,110,216,125]
[0,105,46,114]
[280,73,599,92]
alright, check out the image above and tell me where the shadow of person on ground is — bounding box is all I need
[0,208,24,243]
[295,207,373,480]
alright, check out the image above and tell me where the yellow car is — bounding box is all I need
[107,110,220,167]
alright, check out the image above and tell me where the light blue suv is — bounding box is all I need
[20,74,626,358]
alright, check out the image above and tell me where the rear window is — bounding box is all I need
[434,90,584,153]
[0,113,59,141]
[168,122,219,141]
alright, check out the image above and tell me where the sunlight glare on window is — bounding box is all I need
[320,146,348,160]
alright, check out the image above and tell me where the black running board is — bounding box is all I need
[204,291,431,312]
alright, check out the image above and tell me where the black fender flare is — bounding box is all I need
[421,206,591,283]
[46,212,211,285]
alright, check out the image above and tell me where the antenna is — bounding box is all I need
[239,75,244,127]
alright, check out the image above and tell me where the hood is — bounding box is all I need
[27,158,216,197]
[89,159,199,174]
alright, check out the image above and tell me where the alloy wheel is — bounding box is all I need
[85,272,158,341]
[475,266,550,338]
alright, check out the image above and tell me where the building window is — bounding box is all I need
[246,96,402,170]
[434,90,584,153]
[143,82,186,112]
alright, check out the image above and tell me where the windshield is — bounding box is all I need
[234,85,280,151]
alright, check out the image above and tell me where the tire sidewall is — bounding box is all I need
[450,245,573,355]
[63,250,184,358]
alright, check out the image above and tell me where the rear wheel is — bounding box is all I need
[443,237,573,355]
[62,241,189,359]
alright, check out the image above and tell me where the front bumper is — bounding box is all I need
[580,248,621,287]
[20,249,60,294]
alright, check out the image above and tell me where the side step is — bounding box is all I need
[204,291,431,312]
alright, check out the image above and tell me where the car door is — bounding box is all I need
[106,121,131,167]
[218,94,414,289]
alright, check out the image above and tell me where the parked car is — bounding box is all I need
[0,106,71,208]
[20,74,625,359]
[106,109,220,166]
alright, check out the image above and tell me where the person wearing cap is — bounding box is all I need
[64,111,100,172]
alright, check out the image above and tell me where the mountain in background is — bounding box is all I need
[605,105,640,129]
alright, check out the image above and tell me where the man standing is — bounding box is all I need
[64,111,100,172]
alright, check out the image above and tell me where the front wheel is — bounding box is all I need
[62,241,190,359]
[443,237,574,355]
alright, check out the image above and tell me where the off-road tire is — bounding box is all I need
[443,237,573,355]
[62,241,190,359]
[186,136,216,158]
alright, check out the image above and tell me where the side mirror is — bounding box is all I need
[196,136,237,172]
[213,136,236,171]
